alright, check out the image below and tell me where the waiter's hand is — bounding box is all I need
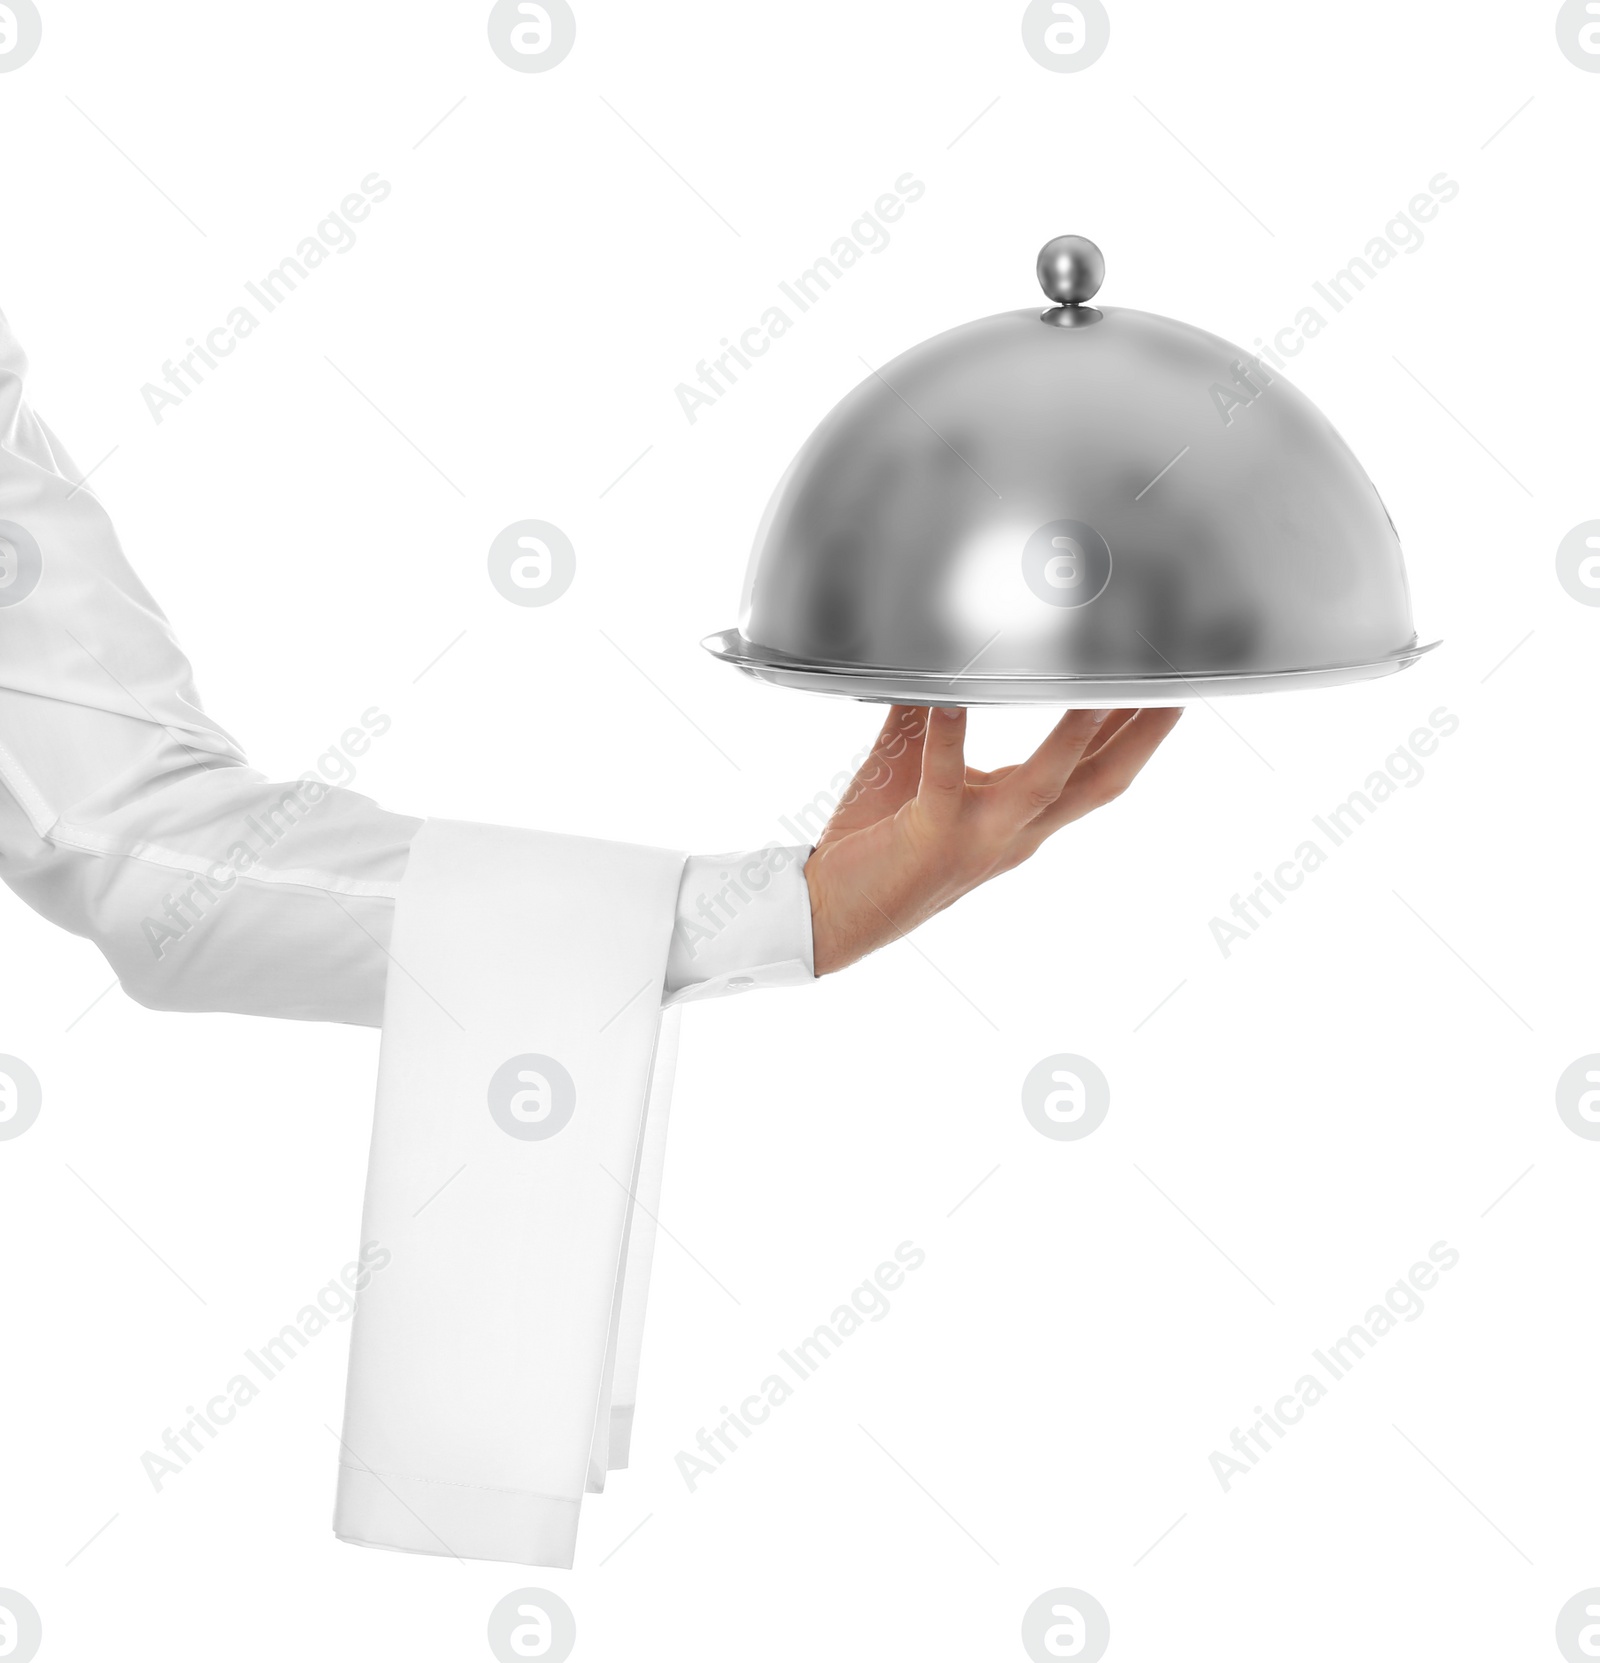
[804,705,1183,975]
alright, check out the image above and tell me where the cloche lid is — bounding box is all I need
[703,235,1436,705]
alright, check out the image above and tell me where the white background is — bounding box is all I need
[1,1,1596,1658]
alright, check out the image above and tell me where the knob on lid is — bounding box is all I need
[1035,234,1104,305]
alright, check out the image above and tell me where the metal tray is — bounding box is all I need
[701,631,1441,707]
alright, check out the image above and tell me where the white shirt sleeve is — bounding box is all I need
[663,848,815,1004]
[0,307,814,1026]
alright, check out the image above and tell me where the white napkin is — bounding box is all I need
[333,818,685,1566]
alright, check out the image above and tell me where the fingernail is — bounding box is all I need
[937,705,962,719]
[1091,709,1111,725]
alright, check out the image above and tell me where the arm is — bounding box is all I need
[0,309,810,1024]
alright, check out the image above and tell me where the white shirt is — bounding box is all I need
[0,308,814,1024]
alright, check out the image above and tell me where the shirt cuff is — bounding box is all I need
[663,846,815,1005]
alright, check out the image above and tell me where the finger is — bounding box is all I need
[1026,707,1184,840]
[823,706,928,836]
[916,705,968,816]
[988,707,1110,830]
[1083,707,1136,759]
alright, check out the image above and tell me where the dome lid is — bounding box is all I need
[704,236,1436,705]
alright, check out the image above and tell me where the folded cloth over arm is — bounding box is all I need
[333,818,690,1567]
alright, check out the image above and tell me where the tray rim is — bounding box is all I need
[700,628,1441,691]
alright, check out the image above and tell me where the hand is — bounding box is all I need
[804,704,1183,975]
